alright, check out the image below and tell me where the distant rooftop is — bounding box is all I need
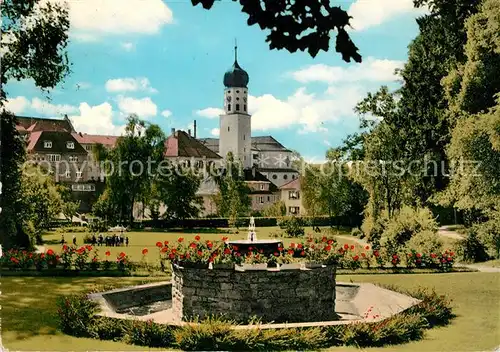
[165,130,221,159]
[72,132,119,147]
[16,115,75,133]
[198,135,291,153]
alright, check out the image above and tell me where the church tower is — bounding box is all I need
[219,42,252,169]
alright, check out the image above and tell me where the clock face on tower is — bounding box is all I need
[226,96,232,103]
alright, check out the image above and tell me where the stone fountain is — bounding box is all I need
[225,216,283,256]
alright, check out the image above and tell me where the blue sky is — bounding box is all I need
[4,0,426,161]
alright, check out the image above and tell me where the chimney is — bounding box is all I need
[194,120,197,139]
[171,128,175,136]
[188,129,191,137]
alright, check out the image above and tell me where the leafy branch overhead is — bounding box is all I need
[191,0,362,62]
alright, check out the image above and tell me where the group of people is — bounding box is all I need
[60,233,130,247]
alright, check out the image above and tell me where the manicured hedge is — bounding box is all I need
[133,215,363,229]
[57,286,453,350]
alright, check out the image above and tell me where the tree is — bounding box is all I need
[157,165,202,220]
[95,115,166,225]
[0,0,70,249]
[191,0,361,62]
[57,184,81,222]
[20,165,63,244]
[213,152,251,227]
[262,200,286,217]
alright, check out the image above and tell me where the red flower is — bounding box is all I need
[92,257,98,262]
[373,250,380,257]
[416,259,421,264]
[328,239,334,245]
[189,243,197,249]
[392,254,398,259]
[86,245,93,251]
[300,251,305,256]
[222,236,228,241]
[290,243,296,248]
[416,253,422,258]
[235,252,241,257]
[46,249,54,256]
[164,240,169,246]
[450,252,455,256]
[447,257,452,262]
[430,253,437,258]
[233,245,239,251]
[274,252,279,256]
[288,250,294,255]
[156,241,163,248]
[322,236,327,242]
[105,250,111,257]
[344,244,349,250]
[142,248,148,255]
[119,252,126,258]
[62,244,68,251]
[178,237,184,243]
[249,246,253,251]
[169,253,175,259]
[171,249,177,254]
[407,253,412,257]
[350,245,355,250]
[197,250,202,256]
[161,247,168,253]
[325,245,332,251]
[353,255,359,261]
[195,235,201,241]
[361,252,366,257]
[365,246,370,250]
[207,243,213,250]
[297,244,303,249]
[224,248,231,255]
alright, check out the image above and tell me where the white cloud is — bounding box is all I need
[121,42,135,51]
[30,97,78,116]
[116,96,158,118]
[161,110,172,118]
[196,107,224,118]
[210,128,220,137]
[3,96,30,114]
[48,0,173,37]
[69,102,125,135]
[348,0,427,31]
[290,57,404,84]
[76,82,92,90]
[105,77,157,93]
[70,32,100,42]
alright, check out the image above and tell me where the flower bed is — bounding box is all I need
[1,234,457,274]
[56,285,453,350]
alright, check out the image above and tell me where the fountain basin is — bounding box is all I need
[172,264,336,323]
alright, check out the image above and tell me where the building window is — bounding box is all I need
[236,104,240,111]
[292,174,296,179]
[47,154,61,162]
[259,196,264,204]
[76,171,82,179]
[236,90,240,93]
[85,145,92,151]
[260,184,265,190]
[243,134,245,140]
[244,104,247,112]
[272,174,277,179]
[44,141,52,148]
[69,155,78,162]
[289,191,299,200]
[289,206,300,214]
[267,196,270,202]
[65,170,71,178]
[283,174,288,180]
[67,142,75,149]
[236,97,240,100]
[228,104,231,111]
[228,126,230,132]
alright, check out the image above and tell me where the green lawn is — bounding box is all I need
[42,226,354,261]
[1,272,499,351]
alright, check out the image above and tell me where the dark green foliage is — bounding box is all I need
[57,285,453,350]
[56,294,99,337]
[454,230,490,263]
[278,216,306,237]
[191,0,361,62]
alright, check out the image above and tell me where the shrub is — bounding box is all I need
[173,317,233,351]
[278,216,305,237]
[473,212,500,259]
[381,206,438,250]
[351,227,363,237]
[406,230,443,256]
[454,230,490,263]
[56,294,99,336]
[124,319,174,347]
[361,215,386,248]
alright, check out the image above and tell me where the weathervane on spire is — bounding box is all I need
[234,38,238,62]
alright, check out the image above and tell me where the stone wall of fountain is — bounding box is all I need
[171,265,337,323]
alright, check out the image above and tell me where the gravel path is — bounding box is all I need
[438,226,465,240]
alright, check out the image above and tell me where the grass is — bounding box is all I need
[1,272,499,351]
[41,226,354,261]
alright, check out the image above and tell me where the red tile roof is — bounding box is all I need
[16,116,74,132]
[72,133,118,147]
[279,177,301,190]
[164,131,221,159]
[27,131,42,151]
